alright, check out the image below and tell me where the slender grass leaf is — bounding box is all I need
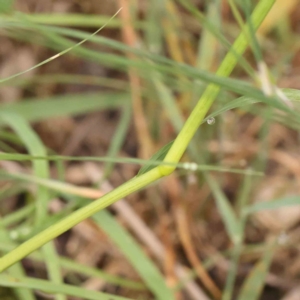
[0,112,65,300]
[0,112,49,223]
[0,274,133,300]
[207,175,242,245]
[0,204,35,227]
[137,141,174,176]
[18,13,128,28]
[92,209,174,300]
[103,104,132,178]
[0,232,35,300]
[0,93,129,124]
[237,244,275,300]
[2,22,281,105]
[0,242,146,290]
[244,196,300,214]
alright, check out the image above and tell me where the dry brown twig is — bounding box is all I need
[118,0,154,159]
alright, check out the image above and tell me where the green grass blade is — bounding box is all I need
[160,0,276,175]
[0,9,121,84]
[59,257,146,291]
[244,196,300,214]
[4,74,128,91]
[3,22,278,102]
[137,141,174,176]
[0,228,35,300]
[0,153,262,177]
[0,204,35,227]
[0,93,129,124]
[206,175,242,245]
[0,112,65,300]
[17,13,129,28]
[92,209,174,300]
[237,243,276,300]
[0,112,49,224]
[0,242,146,290]
[0,274,133,300]
[103,104,132,179]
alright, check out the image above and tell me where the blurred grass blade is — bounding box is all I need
[206,175,241,245]
[203,88,300,125]
[103,104,132,178]
[0,112,66,300]
[0,241,146,290]
[18,13,127,28]
[59,257,146,291]
[243,0,263,62]
[0,0,14,13]
[0,204,35,227]
[137,141,174,176]
[0,8,122,84]
[0,93,129,124]
[0,224,35,300]
[0,171,103,199]
[92,209,174,300]
[244,196,300,214]
[4,74,128,90]
[0,112,49,223]
[237,243,276,300]
[176,0,255,78]
[0,274,133,300]
[3,22,280,104]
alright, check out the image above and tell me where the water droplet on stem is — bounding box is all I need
[207,117,215,125]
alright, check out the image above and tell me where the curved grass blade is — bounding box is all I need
[0,112,65,300]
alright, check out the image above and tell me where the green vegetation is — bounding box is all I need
[0,0,299,299]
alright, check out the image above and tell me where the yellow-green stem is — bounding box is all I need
[0,168,161,272]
